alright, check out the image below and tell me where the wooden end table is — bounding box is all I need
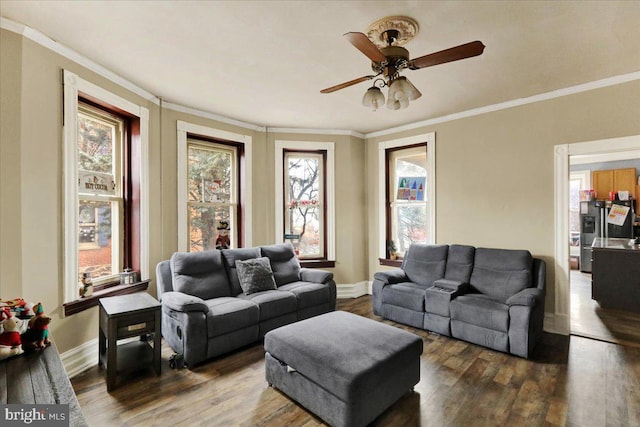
[98,292,161,391]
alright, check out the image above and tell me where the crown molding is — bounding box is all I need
[163,101,265,132]
[1,17,158,104]
[3,16,639,141]
[268,127,365,138]
[364,71,640,139]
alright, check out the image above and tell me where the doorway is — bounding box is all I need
[558,138,640,346]
[553,135,640,338]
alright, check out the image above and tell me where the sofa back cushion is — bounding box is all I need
[222,247,262,295]
[170,250,231,300]
[444,244,475,283]
[401,244,448,287]
[260,243,301,286]
[470,248,533,301]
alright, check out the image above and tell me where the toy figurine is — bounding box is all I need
[215,221,231,250]
[0,316,24,360]
[22,302,51,351]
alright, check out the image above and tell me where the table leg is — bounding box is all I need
[106,318,118,391]
[153,309,161,376]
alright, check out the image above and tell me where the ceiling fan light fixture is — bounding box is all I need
[362,86,385,111]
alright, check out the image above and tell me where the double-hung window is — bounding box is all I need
[63,69,150,311]
[77,103,125,282]
[186,138,240,251]
[386,144,428,257]
[283,150,326,259]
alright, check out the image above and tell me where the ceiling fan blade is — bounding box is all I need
[344,32,387,63]
[320,75,374,94]
[409,41,485,70]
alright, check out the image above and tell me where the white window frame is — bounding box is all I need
[177,121,252,252]
[283,151,326,259]
[63,70,150,304]
[378,132,436,259]
[186,139,239,251]
[275,141,335,261]
[77,105,124,275]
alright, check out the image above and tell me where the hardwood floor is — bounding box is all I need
[71,296,640,427]
[571,269,640,347]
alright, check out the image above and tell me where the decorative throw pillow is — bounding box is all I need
[235,257,277,295]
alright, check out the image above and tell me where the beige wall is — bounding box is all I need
[365,80,640,313]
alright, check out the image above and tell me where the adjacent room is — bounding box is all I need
[1,1,640,426]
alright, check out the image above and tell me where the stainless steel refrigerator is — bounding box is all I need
[580,199,635,272]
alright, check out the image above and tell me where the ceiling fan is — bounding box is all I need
[320,16,485,111]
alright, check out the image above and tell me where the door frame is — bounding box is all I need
[553,135,640,335]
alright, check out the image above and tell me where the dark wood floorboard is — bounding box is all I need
[571,269,640,347]
[71,296,640,427]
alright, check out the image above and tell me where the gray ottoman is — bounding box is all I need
[264,311,423,427]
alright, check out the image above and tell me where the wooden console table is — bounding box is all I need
[98,293,161,391]
[0,340,88,426]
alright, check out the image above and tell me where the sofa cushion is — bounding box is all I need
[402,244,448,287]
[260,243,301,286]
[205,297,259,337]
[444,244,475,283]
[382,282,429,312]
[236,290,297,321]
[171,250,231,300]
[235,257,277,295]
[278,282,331,309]
[469,248,533,301]
[450,294,509,332]
[222,247,262,295]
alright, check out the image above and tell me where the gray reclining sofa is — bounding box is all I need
[373,244,546,358]
[156,243,336,367]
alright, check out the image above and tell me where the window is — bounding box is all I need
[177,121,252,252]
[386,144,427,257]
[63,69,149,306]
[187,138,240,251]
[283,150,326,259]
[569,170,590,255]
[77,103,125,282]
[275,141,335,265]
[378,132,435,263]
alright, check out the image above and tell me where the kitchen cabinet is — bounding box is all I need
[592,167,638,210]
[591,238,640,313]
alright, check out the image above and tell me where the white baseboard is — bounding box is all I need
[543,312,570,336]
[60,338,99,378]
[336,281,372,299]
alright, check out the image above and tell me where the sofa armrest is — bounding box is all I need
[162,291,209,313]
[300,268,334,284]
[506,287,544,307]
[432,278,470,293]
[373,270,408,285]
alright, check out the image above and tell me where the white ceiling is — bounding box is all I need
[2,1,639,134]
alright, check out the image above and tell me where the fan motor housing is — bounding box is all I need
[371,46,410,75]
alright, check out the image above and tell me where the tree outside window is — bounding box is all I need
[187,140,238,252]
[284,151,325,259]
[76,104,123,282]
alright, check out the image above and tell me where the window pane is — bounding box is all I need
[78,200,114,279]
[188,146,232,203]
[285,154,323,258]
[78,114,114,173]
[394,204,427,254]
[189,205,232,252]
[387,145,427,257]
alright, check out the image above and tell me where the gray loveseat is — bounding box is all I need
[373,244,546,358]
[156,243,336,367]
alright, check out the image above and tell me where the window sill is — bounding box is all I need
[300,260,336,269]
[63,280,150,316]
[379,258,402,267]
